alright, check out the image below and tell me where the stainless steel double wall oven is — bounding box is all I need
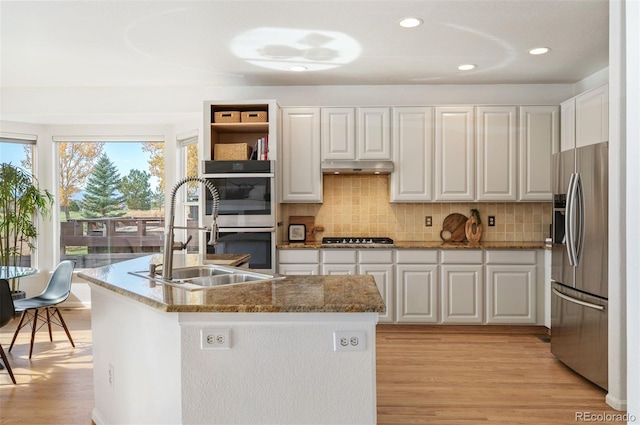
[202,160,277,272]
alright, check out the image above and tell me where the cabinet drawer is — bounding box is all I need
[395,249,438,264]
[359,249,393,263]
[322,249,357,263]
[278,249,319,263]
[440,250,483,264]
[485,250,536,265]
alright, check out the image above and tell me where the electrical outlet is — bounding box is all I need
[333,331,365,352]
[108,364,114,389]
[201,328,231,349]
[425,216,432,227]
[488,216,496,226]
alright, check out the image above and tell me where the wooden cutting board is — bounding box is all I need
[440,213,468,242]
[289,216,316,244]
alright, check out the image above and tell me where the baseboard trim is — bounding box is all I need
[605,393,627,411]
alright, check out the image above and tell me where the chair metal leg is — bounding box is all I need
[0,344,17,384]
[46,308,53,341]
[8,311,27,352]
[28,309,39,359]
[53,308,75,347]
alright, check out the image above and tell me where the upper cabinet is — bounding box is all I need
[204,100,279,161]
[518,105,558,201]
[560,84,609,152]
[476,106,517,201]
[281,108,322,203]
[434,107,475,201]
[390,107,434,202]
[321,107,391,161]
[575,84,609,148]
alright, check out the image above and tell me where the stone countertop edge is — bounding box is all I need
[278,241,549,250]
[78,255,385,314]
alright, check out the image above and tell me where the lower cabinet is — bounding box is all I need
[395,250,439,323]
[277,249,320,275]
[440,250,484,324]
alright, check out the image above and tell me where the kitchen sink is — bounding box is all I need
[129,264,283,290]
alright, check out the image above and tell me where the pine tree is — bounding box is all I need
[80,154,125,218]
[120,169,153,210]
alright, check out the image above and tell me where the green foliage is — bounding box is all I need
[120,169,153,210]
[0,163,54,291]
[80,154,126,218]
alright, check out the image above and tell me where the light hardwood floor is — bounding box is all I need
[0,309,622,424]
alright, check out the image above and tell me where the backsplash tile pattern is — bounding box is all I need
[282,175,552,242]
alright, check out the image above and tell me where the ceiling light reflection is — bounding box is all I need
[528,47,550,55]
[399,18,423,28]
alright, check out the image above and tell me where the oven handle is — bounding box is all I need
[202,173,275,179]
[218,227,276,232]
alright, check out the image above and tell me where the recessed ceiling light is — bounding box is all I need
[458,64,477,71]
[289,65,308,72]
[528,47,550,55]
[398,17,423,28]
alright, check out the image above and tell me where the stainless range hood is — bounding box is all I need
[321,160,394,175]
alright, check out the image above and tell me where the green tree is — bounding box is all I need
[80,154,125,218]
[120,169,152,210]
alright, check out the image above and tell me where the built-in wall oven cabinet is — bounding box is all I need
[206,228,276,272]
[202,160,275,228]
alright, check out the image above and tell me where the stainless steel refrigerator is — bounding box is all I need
[551,141,608,390]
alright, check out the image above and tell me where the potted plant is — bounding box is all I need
[0,163,54,298]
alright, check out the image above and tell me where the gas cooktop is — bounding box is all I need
[321,237,394,247]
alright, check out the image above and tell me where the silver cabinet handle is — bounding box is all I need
[552,288,605,311]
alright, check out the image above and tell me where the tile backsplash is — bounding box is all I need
[282,175,552,242]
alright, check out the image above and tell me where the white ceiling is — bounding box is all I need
[0,0,609,124]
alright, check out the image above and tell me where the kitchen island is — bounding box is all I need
[79,255,384,425]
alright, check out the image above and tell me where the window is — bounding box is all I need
[0,136,36,267]
[55,140,165,268]
[179,134,200,254]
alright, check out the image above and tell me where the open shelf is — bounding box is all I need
[210,122,269,134]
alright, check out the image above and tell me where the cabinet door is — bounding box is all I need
[486,264,536,324]
[560,99,576,152]
[359,263,394,323]
[357,107,391,160]
[321,264,357,275]
[390,107,434,202]
[281,108,322,202]
[575,84,609,148]
[435,107,475,201]
[476,106,517,201]
[278,264,320,275]
[518,106,558,201]
[441,264,483,323]
[395,264,438,323]
[322,107,355,160]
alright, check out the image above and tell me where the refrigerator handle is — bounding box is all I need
[574,173,585,265]
[552,288,605,311]
[565,173,578,266]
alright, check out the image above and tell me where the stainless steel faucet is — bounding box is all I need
[162,177,219,281]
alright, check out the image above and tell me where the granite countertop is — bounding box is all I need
[78,254,385,314]
[278,241,549,250]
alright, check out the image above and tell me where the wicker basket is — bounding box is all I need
[214,143,251,160]
[241,111,268,123]
[213,111,241,123]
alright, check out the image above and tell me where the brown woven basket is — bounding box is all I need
[241,111,268,123]
[214,143,251,160]
[213,111,241,123]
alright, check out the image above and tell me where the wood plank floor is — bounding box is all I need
[0,309,622,424]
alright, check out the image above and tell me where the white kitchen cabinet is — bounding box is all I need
[518,105,558,201]
[485,250,537,324]
[395,250,439,323]
[435,106,475,201]
[560,98,576,152]
[281,108,322,203]
[358,249,394,323]
[278,249,320,275]
[390,107,434,202]
[476,106,517,201]
[321,107,391,161]
[321,248,357,275]
[575,84,609,148]
[440,250,483,324]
